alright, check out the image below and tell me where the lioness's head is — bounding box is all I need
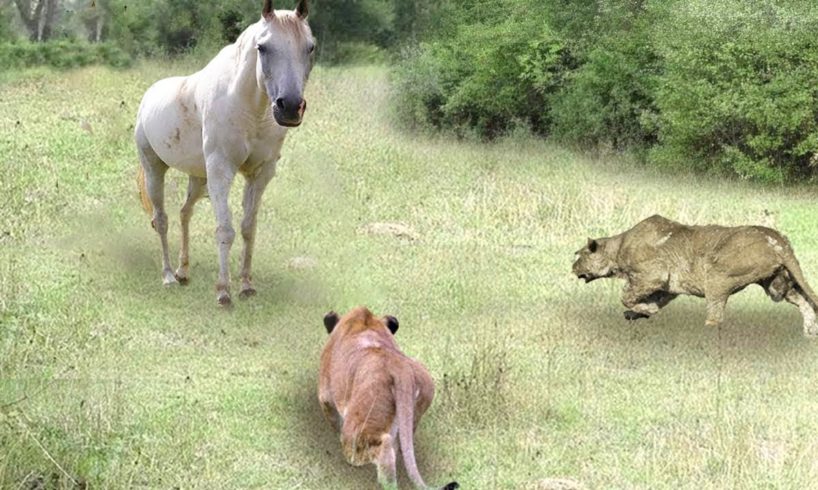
[323,308,399,335]
[572,238,617,283]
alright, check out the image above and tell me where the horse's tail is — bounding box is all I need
[137,165,153,215]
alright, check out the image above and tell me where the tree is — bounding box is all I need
[78,0,110,42]
[13,0,59,41]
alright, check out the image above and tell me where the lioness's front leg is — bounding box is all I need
[622,272,668,306]
[623,292,678,321]
[320,401,342,432]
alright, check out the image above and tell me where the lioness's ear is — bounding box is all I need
[384,316,399,335]
[323,311,339,334]
[588,238,599,253]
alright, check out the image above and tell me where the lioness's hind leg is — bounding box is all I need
[375,434,397,490]
[705,295,728,327]
[762,271,791,303]
[785,289,818,337]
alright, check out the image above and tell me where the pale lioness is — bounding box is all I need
[572,215,818,335]
[318,307,458,490]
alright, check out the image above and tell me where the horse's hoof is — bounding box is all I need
[175,273,190,286]
[217,294,233,308]
[239,288,257,300]
[624,310,649,321]
[163,276,179,287]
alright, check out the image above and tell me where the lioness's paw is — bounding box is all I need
[623,310,649,321]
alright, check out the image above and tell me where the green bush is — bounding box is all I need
[393,0,818,181]
[652,0,818,182]
[551,33,661,150]
[319,42,388,65]
[0,41,133,70]
[392,44,448,130]
[393,8,573,137]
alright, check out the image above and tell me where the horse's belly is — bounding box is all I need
[139,77,207,178]
[155,139,206,178]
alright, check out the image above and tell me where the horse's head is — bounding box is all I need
[256,0,314,127]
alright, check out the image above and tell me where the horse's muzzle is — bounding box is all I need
[273,97,306,127]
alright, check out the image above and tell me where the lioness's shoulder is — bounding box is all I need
[632,214,683,231]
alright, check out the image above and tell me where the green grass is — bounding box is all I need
[3,61,818,489]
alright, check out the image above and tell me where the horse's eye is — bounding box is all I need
[308,44,315,54]
[257,44,267,54]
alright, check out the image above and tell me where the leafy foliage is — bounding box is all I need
[651,0,818,181]
[394,4,574,137]
[393,0,818,181]
[0,39,131,69]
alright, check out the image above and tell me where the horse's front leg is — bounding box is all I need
[205,157,238,307]
[239,162,277,299]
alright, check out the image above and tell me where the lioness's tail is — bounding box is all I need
[137,165,153,215]
[783,254,818,310]
[394,368,459,490]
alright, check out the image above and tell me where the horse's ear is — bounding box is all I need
[262,0,274,20]
[295,0,308,18]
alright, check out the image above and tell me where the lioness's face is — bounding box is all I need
[572,238,615,283]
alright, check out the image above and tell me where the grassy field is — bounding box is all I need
[3,62,818,489]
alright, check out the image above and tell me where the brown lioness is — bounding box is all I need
[318,307,458,490]
[572,215,818,335]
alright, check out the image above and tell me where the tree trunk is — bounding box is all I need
[40,0,59,41]
[13,0,46,41]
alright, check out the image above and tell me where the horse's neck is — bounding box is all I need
[227,23,268,114]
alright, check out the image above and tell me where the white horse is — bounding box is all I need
[135,0,314,307]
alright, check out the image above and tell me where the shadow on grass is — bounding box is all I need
[283,368,377,488]
[568,292,815,363]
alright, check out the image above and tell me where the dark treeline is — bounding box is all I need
[0,0,439,59]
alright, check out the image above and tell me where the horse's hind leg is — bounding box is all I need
[175,176,207,284]
[137,127,177,286]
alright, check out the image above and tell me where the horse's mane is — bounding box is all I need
[234,21,260,56]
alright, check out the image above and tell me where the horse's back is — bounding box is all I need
[137,74,206,177]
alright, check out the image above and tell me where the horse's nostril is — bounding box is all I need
[275,98,285,110]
